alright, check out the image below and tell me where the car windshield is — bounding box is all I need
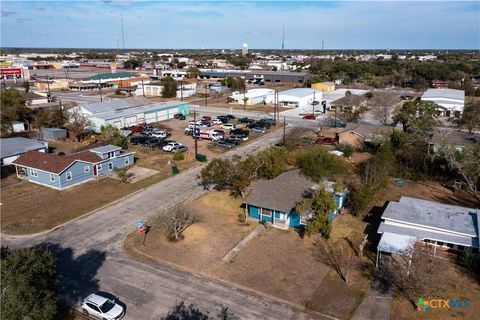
[100,299,116,313]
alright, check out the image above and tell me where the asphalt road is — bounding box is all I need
[2,128,318,320]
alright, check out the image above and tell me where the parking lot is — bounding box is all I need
[127,112,280,160]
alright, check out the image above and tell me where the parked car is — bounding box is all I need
[163,142,184,152]
[303,114,317,120]
[215,140,234,149]
[143,125,155,132]
[237,117,253,124]
[171,145,188,153]
[256,120,272,128]
[226,115,235,120]
[130,135,147,145]
[225,137,242,145]
[155,140,171,148]
[251,127,266,134]
[221,123,236,130]
[174,113,186,120]
[247,122,266,129]
[201,120,212,127]
[184,128,194,136]
[143,138,161,147]
[210,119,222,125]
[230,133,249,141]
[260,118,276,126]
[202,116,212,121]
[130,125,144,133]
[149,130,168,139]
[230,128,249,136]
[216,115,229,123]
[214,129,225,136]
[81,292,124,320]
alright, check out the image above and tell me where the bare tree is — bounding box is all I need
[313,237,356,284]
[64,106,88,142]
[378,244,446,307]
[371,92,398,125]
[442,144,480,195]
[157,205,199,241]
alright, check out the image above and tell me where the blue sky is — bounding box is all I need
[1,1,479,49]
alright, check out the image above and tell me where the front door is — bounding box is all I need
[93,165,98,176]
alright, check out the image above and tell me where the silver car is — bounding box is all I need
[81,292,125,320]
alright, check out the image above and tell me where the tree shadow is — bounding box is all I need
[36,242,107,306]
[159,301,238,320]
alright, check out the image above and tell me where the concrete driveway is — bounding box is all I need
[2,128,318,320]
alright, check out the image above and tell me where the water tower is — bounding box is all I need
[242,43,248,56]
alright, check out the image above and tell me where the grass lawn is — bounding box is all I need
[1,145,196,235]
[124,191,257,271]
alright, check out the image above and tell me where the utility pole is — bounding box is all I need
[98,78,103,102]
[46,76,51,102]
[121,12,125,49]
[180,81,184,101]
[283,117,286,145]
[141,78,145,97]
[204,83,208,107]
[312,91,315,115]
[193,110,198,158]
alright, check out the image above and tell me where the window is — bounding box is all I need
[457,245,465,251]
[125,157,129,165]
[447,243,454,249]
[66,171,72,181]
[108,162,113,170]
[437,241,444,246]
[29,168,38,177]
[50,174,55,182]
[84,166,90,173]
[262,209,272,217]
[97,163,102,171]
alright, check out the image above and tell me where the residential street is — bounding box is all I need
[1,128,317,320]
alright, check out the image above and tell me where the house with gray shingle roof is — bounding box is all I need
[245,169,348,229]
[12,144,134,190]
[376,197,479,266]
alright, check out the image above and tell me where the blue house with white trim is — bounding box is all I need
[12,145,134,190]
[245,169,347,230]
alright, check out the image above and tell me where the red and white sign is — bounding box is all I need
[0,68,22,76]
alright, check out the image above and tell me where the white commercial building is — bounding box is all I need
[0,137,48,166]
[276,88,323,108]
[421,88,465,117]
[135,83,197,99]
[76,98,190,132]
[229,88,275,105]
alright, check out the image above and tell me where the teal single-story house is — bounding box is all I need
[245,169,348,230]
[12,145,134,190]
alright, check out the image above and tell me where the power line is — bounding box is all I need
[121,13,125,49]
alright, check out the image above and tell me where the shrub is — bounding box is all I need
[172,152,185,161]
[58,152,65,156]
[335,144,355,157]
[297,146,347,181]
[346,183,374,216]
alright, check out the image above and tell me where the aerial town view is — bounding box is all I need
[0,1,479,320]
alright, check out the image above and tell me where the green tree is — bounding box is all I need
[0,247,57,320]
[257,146,289,179]
[186,66,201,79]
[100,124,128,149]
[199,158,235,188]
[123,58,143,69]
[296,186,336,237]
[176,62,187,69]
[297,147,347,181]
[393,100,439,137]
[0,88,32,134]
[161,76,178,98]
[455,100,480,133]
[23,81,30,93]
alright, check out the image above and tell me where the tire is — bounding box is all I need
[82,308,89,315]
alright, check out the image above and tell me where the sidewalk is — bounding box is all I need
[351,277,393,320]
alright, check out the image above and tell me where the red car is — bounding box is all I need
[130,125,144,133]
[303,114,317,120]
[202,116,212,121]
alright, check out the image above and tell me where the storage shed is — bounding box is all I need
[42,128,67,141]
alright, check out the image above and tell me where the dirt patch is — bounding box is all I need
[109,166,160,183]
[390,261,480,320]
[126,191,256,271]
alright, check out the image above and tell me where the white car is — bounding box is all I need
[163,142,183,152]
[210,119,222,125]
[81,292,124,320]
[221,123,236,130]
[149,130,168,139]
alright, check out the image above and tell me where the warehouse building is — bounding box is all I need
[277,88,323,108]
[198,69,310,84]
[421,88,465,117]
[77,98,190,132]
[229,88,275,105]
